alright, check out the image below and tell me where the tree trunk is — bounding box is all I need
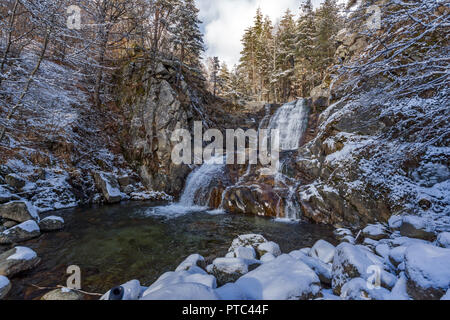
[0,0,20,85]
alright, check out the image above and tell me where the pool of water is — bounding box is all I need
[5,201,337,300]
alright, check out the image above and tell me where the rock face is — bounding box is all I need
[38,216,64,232]
[41,288,84,300]
[404,244,450,300]
[93,172,123,203]
[0,220,41,244]
[0,202,37,223]
[0,275,11,299]
[0,247,40,277]
[234,254,321,300]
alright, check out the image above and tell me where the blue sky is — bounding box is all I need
[196,0,345,66]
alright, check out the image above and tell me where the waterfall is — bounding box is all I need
[268,99,310,151]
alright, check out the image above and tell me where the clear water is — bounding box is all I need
[6,202,336,300]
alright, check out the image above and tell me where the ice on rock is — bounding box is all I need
[309,240,336,264]
[141,283,219,300]
[234,254,321,300]
[175,254,206,272]
[404,244,450,300]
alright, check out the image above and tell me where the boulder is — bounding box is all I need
[0,246,40,277]
[233,247,257,260]
[2,220,18,229]
[340,278,391,300]
[389,246,407,267]
[209,257,261,286]
[0,220,41,244]
[400,216,436,241]
[256,241,281,258]
[437,232,450,248]
[93,172,123,203]
[141,283,219,300]
[41,288,84,300]
[404,244,450,300]
[5,174,26,189]
[362,224,389,241]
[39,216,64,232]
[290,250,332,285]
[0,275,11,300]
[101,280,142,300]
[309,240,336,264]
[234,254,321,300]
[0,201,38,223]
[228,234,268,255]
[175,254,206,272]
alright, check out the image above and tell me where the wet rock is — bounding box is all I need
[436,232,450,248]
[0,246,40,277]
[0,275,11,299]
[400,216,436,241]
[234,254,321,300]
[0,201,38,223]
[404,244,450,300]
[41,288,84,300]
[5,174,26,189]
[39,216,64,232]
[362,224,389,241]
[175,254,207,272]
[0,220,41,244]
[93,172,123,203]
[209,257,261,286]
[309,240,336,264]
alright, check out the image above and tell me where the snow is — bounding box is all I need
[441,290,450,301]
[228,234,268,253]
[437,232,450,248]
[215,283,247,300]
[388,215,403,229]
[0,276,10,290]
[404,244,450,292]
[4,220,39,234]
[291,251,332,284]
[260,253,276,263]
[41,216,64,223]
[234,254,320,300]
[234,247,257,260]
[141,283,219,300]
[363,224,387,238]
[175,254,206,272]
[210,257,257,277]
[389,273,411,300]
[7,246,37,261]
[101,280,142,300]
[340,278,391,300]
[257,241,281,257]
[309,240,336,264]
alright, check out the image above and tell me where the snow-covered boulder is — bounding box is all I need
[388,215,403,230]
[334,228,353,240]
[0,275,11,300]
[208,257,261,286]
[0,201,38,223]
[234,254,321,300]
[93,171,123,203]
[142,267,217,298]
[340,278,391,300]
[233,247,257,260]
[0,246,40,277]
[437,232,450,248]
[256,241,281,258]
[101,280,142,300]
[215,283,247,300]
[0,220,40,244]
[362,224,389,241]
[141,283,219,300]
[441,290,450,301]
[41,287,84,300]
[228,234,267,256]
[389,246,407,267]
[39,216,64,232]
[404,244,450,300]
[175,254,206,272]
[309,240,336,264]
[400,216,436,241]
[291,250,332,285]
[331,243,393,295]
[260,253,276,263]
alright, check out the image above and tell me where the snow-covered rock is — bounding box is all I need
[228,234,268,256]
[437,232,450,248]
[215,283,246,300]
[404,244,450,300]
[388,215,403,230]
[41,287,84,300]
[0,220,41,244]
[175,254,206,272]
[341,278,391,300]
[0,246,40,277]
[362,224,389,241]
[141,283,219,300]
[208,257,260,286]
[309,240,336,264]
[39,216,64,232]
[389,272,411,300]
[0,275,11,300]
[234,247,257,260]
[93,171,123,203]
[5,174,26,189]
[441,290,450,301]
[101,280,142,300]
[142,267,217,298]
[256,241,281,258]
[0,201,39,223]
[389,246,407,267]
[291,250,332,285]
[260,253,276,263]
[400,216,436,241]
[234,254,321,300]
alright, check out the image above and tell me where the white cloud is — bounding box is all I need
[196,0,330,67]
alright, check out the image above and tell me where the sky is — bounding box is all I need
[196,0,344,67]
